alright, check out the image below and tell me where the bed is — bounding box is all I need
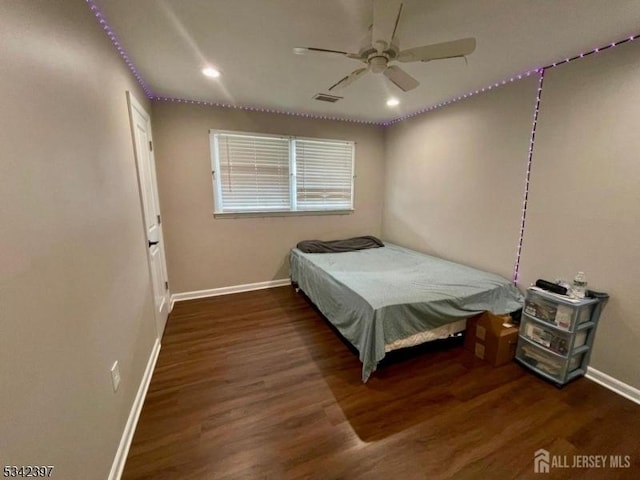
[290,242,523,381]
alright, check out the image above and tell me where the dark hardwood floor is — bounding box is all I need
[122,286,640,479]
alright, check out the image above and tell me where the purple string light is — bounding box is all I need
[154,97,382,125]
[386,32,640,125]
[84,3,640,278]
[380,31,640,283]
[383,69,539,126]
[84,0,640,125]
[540,33,640,71]
[513,69,545,284]
[510,33,639,283]
[85,0,154,99]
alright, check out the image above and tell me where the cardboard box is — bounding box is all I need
[464,312,519,366]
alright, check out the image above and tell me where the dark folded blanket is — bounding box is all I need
[296,236,384,254]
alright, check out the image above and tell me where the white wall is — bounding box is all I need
[0,1,158,478]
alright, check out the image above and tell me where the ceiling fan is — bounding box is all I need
[294,0,476,93]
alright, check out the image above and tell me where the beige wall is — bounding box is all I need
[518,40,640,388]
[382,77,538,279]
[0,1,157,478]
[2,10,636,479]
[152,102,385,293]
[382,41,640,390]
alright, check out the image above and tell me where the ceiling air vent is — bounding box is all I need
[313,93,343,103]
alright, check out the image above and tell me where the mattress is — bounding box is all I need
[290,243,523,381]
[384,318,467,352]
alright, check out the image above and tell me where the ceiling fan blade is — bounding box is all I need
[383,65,419,92]
[293,47,360,59]
[397,37,477,63]
[372,0,403,52]
[328,67,369,91]
[390,2,403,44]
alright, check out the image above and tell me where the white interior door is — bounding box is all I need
[127,92,170,338]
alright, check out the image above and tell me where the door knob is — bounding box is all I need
[148,240,159,247]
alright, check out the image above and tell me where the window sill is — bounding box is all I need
[213,209,354,219]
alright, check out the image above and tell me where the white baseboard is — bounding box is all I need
[108,338,161,480]
[586,366,640,406]
[171,278,291,303]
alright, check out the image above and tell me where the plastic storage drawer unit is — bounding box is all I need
[520,315,587,355]
[517,338,583,383]
[523,289,593,330]
[516,287,608,387]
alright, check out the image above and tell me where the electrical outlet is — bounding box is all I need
[110,361,121,392]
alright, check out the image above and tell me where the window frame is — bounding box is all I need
[210,129,355,218]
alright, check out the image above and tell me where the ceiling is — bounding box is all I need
[93,0,640,123]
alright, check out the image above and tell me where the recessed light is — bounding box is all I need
[202,67,221,78]
[386,98,400,107]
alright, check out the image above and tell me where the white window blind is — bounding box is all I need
[294,139,354,211]
[211,130,354,215]
[214,132,290,212]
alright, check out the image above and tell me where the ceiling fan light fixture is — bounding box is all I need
[296,1,476,94]
[386,98,400,107]
[202,67,221,78]
[369,56,388,73]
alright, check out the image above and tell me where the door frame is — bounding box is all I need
[126,91,171,338]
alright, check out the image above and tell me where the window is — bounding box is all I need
[211,130,354,215]
[213,132,290,212]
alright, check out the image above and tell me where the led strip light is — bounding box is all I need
[85,0,154,98]
[85,0,640,125]
[85,0,640,127]
[153,97,381,125]
[158,32,640,126]
[510,33,640,283]
[513,69,545,283]
[85,1,639,282]
[384,69,540,126]
[387,33,640,126]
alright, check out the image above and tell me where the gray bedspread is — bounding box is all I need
[290,243,523,382]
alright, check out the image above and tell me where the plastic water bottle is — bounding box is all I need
[572,272,587,299]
